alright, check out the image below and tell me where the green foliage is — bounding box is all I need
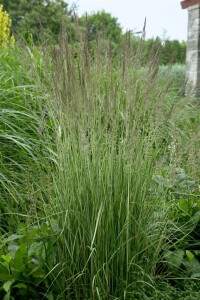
[0,223,56,299]
[0,47,56,232]
[80,10,123,43]
[161,40,186,65]
[132,37,186,65]
[152,166,200,285]
[159,64,185,93]
[0,0,74,42]
[148,280,200,300]
[0,30,198,299]
[0,0,186,65]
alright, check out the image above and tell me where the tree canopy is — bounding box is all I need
[0,1,186,64]
[80,11,123,44]
[0,0,74,42]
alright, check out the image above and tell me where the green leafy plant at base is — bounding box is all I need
[0,223,57,299]
[152,166,200,289]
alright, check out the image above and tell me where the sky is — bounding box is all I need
[68,0,188,41]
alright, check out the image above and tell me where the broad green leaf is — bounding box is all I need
[44,291,54,300]
[8,244,20,257]
[175,168,185,175]
[152,175,172,188]
[6,234,23,243]
[3,280,14,293]
[179,180,195,188]
[0,261,10,273]
[191,211,200,225]
[13,283,27,289]
[164,250,184,270]
[2,254,12,264]
[191,273,200,278]
[178,199,189,212]
[0,274,11,281]
[27,265,45,278]
[28,242,44,258]
[184,257,200,274]
[12,244,26,271]
[186,250,195,261]
[3,290,10,300]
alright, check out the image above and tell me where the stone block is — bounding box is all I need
[185,4,200,95]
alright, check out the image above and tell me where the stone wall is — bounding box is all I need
[185,4,200,95]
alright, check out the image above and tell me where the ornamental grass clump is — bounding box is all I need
[40,33,182,299]
[0,4,14,47]
[1,30,199,299]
